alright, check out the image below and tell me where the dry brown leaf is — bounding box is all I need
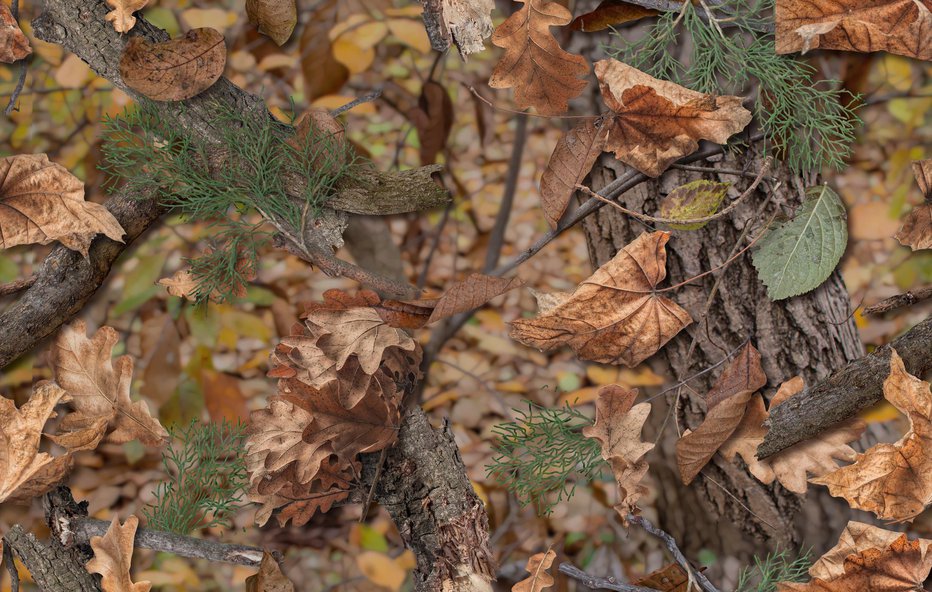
[675,343,766,485]
[0,154,125,256]
[246,398,332,487]
[250,457,354,527]
[0,3,31,63]
[775,0,932,60]
[51,320,168,447]
[157,269,198,299]
[246,552,296,592]
[539,116,612,228]
[304,306,417,375]
[808,522,915,581]
[570,0,659,31]
[427,273,524,324]
[594,59,752,177]
[407,80,454,165]
[633,563,690,591]
[246,0,297,45]
[488,0,589,116]
[510,231,692,367]
[915,159,932,198]
[299,0,349,101]
[894,160,932,250]
[104,0,149,33]
[119,28,227,102]
[812,350,932,521]
[719,377,865,494]
[86,515,151,592]
[513,549,556,592]
[442,0,494,57]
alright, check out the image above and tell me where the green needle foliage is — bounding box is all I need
[99,99,360,303]
[609,0,859,173]
[142,420,249,535]
[487,401,603,514]
[736,549,812,591]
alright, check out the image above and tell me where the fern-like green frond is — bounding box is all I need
[736,549,812,591]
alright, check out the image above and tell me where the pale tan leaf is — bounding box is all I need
[513,549,556,592]
[427,273,524,324]
[808,522,914,581]
[86,516,152,592]
[488,0,589,116]
[104,0,149,33]
[245,398,332,486]
[304,307,417,375]
[582,385,653,463]
[157,269,198,300]
[0,3,31,63]
[775,0,932,60]
[511,231,692,367]
[594,59,752,177]
[245,551,295,592]
[539,117,611,228]
[51,320,168,447]
[0,154,125,256]
[119,28,227,101]
[246,0,297,45]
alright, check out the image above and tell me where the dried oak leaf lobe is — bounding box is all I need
[86,516,152,592]
[894,159,932,251]
[676,343,767,485]
[0,154,125,256]
[0,3,31,63]
[488,0,589,116]
[513,549,556,592]
[775,0,932,61]
[119,28,227,101]
[812,350,932,521]
[104,0,149,33]
[246,551,296,592]
[594,59,752,177]
[511,231,692,366]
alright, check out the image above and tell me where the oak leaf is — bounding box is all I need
[250,457,354,527]
[513,549,556,592]
[719,376,865,494]
[488,0,589,116]
[0,3,31,63]
[594,59,752,177]
[104,0,149,33]
[246,0,297,46]
[775,0,932,61]
[157,269,198,299]
[119,28,226,101]
[812,350,932,521]
[246,552,296,592]
[894,160,931,251]
[304,306,417,375]
[86,515,152,592]
[0,154,125,256]
[51,320,168,447]
[246,398,332,487]
[510,231,692,367]
[675,343,766,485]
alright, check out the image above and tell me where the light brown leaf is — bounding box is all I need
[894,160,932,250]
[86,515,152,592]
[0,154,125,256]
[539,117,612,228]
[675,343,766,485]
[246,398,332,487]
[488,0,589,116]
[249,457,354,527]
[51,320,168,447]
[304,307,417,375]
[119,28,227,101]
[812,350,932,521]
[914,159,932,198]
[442,0,494,57]
[513,549,556,592]
[510,231,692,367]
[104,0,149,33]
[427,273,524,324]
[594,59,752,177]
[808,522,915,581]
[157,269,198,300]
[0,3,31,63]
[246,552,296,592]
[633,563,690,591]
[246,0,297,45]
[775,0,932,60]
[407,80,454,165]
[570,0,659,31]
[299,0,349,101]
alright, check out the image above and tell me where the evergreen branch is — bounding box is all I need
[736,549,812,591]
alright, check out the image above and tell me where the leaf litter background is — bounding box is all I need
[0,0,931,589]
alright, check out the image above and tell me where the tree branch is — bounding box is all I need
[627,515,720,592]
[558,563,658,592]
[862,286,932,315]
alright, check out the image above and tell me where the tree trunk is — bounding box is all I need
[579,148,864,575]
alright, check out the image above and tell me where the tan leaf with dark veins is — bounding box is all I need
[85,516,152,592]
[119,28,227,102]
[513,549,556,592]
[304,307,417,375]
[894,160,932,250]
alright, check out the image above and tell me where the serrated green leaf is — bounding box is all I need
[658,180,730,230]
[751,185,848,300]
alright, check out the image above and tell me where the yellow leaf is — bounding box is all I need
[311,94,377,114]
[181,8,238,32]
[386,18,431,53]
[859,400,902,424]
[356,551,409,591]
[54,54,93,89]
[332,38,375,74]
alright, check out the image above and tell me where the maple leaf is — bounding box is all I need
[510,231,692,367]
[719,376,865,494]
[513,549,556,592]
[894,159,931,251]
[119,28,227,102]
[104,0,149,33]
[0,154,125,256]
[594,59,752,177]
[246,552,296,592]
[51,320,168,447]
[675,343,766,485]
[812,350,932,521]
[86,515,152,592]
[0,3,31,63]
[775,0,932,61]
[246,0,297,46]
[488,0,589,116]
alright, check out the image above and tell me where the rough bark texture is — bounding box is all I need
[3,526,101,592]
[759,316,932,458]
[580,148,865,570]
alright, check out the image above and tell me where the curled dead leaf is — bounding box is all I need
[119,28,227,101]
[513,549,556,592]
[0,3,31,63]
[104,0,149,33]
[570,0,659,31]
[85,515,152,592]
[246,0,297,46]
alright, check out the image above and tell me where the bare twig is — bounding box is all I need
[330,88,383,117]
[4,62,28,116]
[627,514,721,592]
[1,539,19,592]
[863,286,932,315]
[558,563,659,592]
[0,275,37,296]
[483,114,528,272]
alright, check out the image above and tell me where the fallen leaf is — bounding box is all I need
[675,343,766,485]
[86,515,152,592]
[441,0,495,57]
[570,0,658,31]
[894,159,931,250]
[594,59,752,177]
[357,551,409,592]
[812,350,932,521]
[658,180,730,230]
[488,0,589,116]
[775,0,932,61]
[407,80,454,165]
[246,0,296,45]
[299,0,349,100]
[304,307,417,375]
[513,549,556,592]
[119,28,227,101]
[510,231,692,367]
[245,552,295,592]
[51,320,168,447]
[633,563,690,591]
[0,154,125,256]
[0,3,31,63]
[104,0,149,33]
[157,269,198,299]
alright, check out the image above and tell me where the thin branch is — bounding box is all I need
[4,61,28,116]
[863,286,932,315]
[330,88,383,117]
[483,114,528,273]
[627,514,721,592]
[558,563,658,592]
[0,275,36,296]
[2,539,19,592]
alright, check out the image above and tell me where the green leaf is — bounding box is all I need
[658,180,730,230]
[751,184,847,300]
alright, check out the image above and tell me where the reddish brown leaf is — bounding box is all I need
[570,0,659,31]
[633,563,691,591]
[894,160,932,251]
[407,80,454,165]
[0,3,31,63]
[299,0,349,100]
[119,28,227,102]
[513,549,556,592]
[245,552,295,592]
